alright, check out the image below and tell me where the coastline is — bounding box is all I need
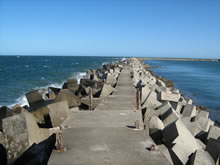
[0,57,219,164]
[138,57,219,61]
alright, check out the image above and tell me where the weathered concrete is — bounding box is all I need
[182,104,197,118]
[0,131,5,147]
[55,89,81,108]
[207,125,220,140]
[160,91,181,102]
[100,84,114,98]
[2,110,51,160]
[142,90,161,109]
[162,119,202,164]
[49,65,170,165]
[190,149,215,165]
[47,101,70,127]
[25,90,44,108]
[206,138,220,164]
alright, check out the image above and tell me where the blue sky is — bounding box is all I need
[0,0,220,58]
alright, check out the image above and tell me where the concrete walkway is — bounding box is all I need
[48,66,170,165]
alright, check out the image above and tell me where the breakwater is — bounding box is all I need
[0,58,219,165]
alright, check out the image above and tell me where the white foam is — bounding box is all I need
[74,72,88,84]
[9,95,29,108]
[25,65,29,68]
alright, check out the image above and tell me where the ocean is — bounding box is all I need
[0,56,122,107]
[145,60,220,121]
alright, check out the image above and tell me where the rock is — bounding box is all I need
[206,138,220,164]
[207,125,220,140]
[2,110,51,160]
[100,84,114,98]
[25,90,44,108]
[190,149,215,165]
[47,101,70,127]
[12,133,56,165]
[160,91,181,102]
[158,144,174,165]
[0,106,13,131]
[162,119,202,164]
[12,104,23,114]
[182,104,197,118]
[142,91,161,109]
[55,89,81,108]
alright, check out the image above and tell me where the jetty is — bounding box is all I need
[1,58,220,165]
[48,64,169,165]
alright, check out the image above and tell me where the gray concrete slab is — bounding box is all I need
[61,110,143,128]
[48,128,170,165]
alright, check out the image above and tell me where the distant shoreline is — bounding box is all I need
[138,57,219,62]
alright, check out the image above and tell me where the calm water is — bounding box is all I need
[0,56,122,107]
[145,60,220,121]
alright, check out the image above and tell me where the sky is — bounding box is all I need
[0,0,220,58]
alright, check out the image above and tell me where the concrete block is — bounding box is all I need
[182,104,197,118]
[181,117,202,137]
[149,116,164,132]
[55,89,81,108]
[25,90,44,108]
[47,101,70,127]
[142,91,161,109]
[158,144,174,165]
[141,85,151,104]
[0,106,13,131]
[157,101,173,119]
[190,149,215,165]
[149,116,164,144]
[206,138,220,164]
[195,116,213,132]
[196,139,206,149]
[2,110,50,160]
[207,125,220,140]
[160,91,181,102]
[162,109,180,127]
[144,108,161,124]
[30,105,50,124]
[170,101,185,114]
[100,84,114,98]
[162,119,202,164]
[106,73,117,87]
[196,110,209,118]
[0,131,5,147]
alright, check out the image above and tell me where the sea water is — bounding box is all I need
[145,60,220,121]
[0,56,122,107]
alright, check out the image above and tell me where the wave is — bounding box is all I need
[7,72,88,108]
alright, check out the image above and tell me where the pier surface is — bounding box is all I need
[48,65,170,165]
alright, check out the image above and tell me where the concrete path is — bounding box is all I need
[48,66,170,165]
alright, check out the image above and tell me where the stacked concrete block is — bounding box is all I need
[142,91,161,109]
[206,138,220,164]
[2,110,51,160]
[160,91,181,102]
[100,84,114,98]
[190,149,215,165]
[207,125,220,140]
[47,101,70,127]
[182,104,197,118]
[162,119,202,164]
